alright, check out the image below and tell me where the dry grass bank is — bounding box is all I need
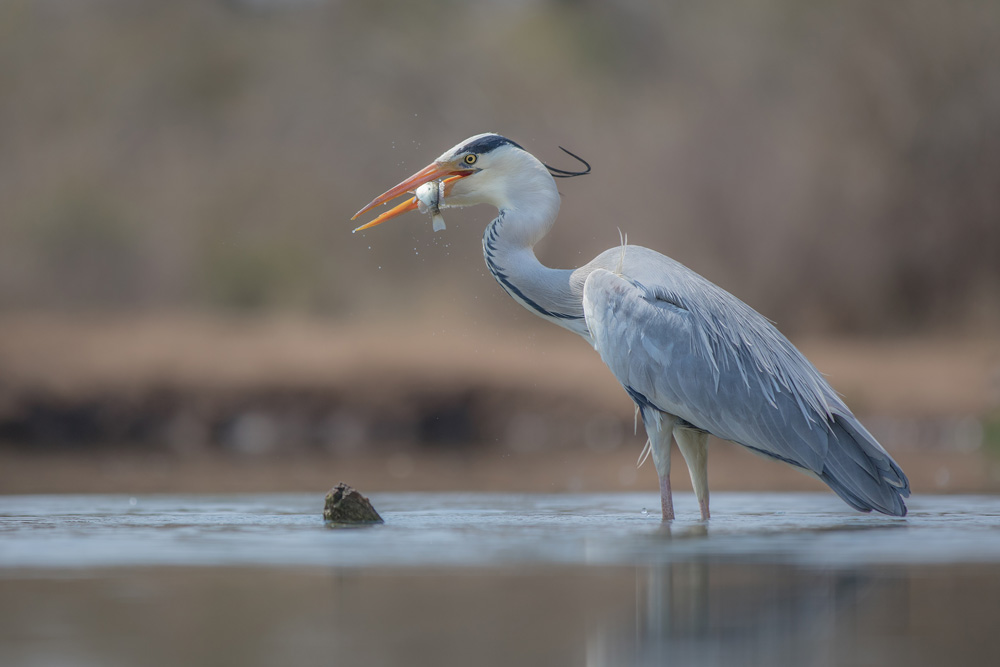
[1,313,997,496]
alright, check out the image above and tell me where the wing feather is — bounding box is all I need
[581,249,909,515]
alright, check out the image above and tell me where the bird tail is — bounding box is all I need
[818,414,911,517]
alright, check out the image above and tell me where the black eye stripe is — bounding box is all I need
[456,134,523,156]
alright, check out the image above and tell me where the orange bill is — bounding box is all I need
[353,157,474,212]
[352,174,466,233]
[352,195,420,232]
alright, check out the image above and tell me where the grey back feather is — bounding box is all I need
[580,246,909,515]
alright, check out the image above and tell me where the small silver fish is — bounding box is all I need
[414,180,447,232]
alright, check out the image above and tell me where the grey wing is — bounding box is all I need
[582,261,910,516]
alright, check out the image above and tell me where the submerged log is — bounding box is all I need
[323,483,384,525]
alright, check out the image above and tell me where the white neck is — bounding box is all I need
[479,164,589,337]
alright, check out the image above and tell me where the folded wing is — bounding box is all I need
[582,249,909,516]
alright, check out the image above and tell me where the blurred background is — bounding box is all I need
[1,0,998,495]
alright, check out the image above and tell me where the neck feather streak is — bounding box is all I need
[482,210,587,333]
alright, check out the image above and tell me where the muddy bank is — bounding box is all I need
[0,314,998,494]
[0,380,624,457]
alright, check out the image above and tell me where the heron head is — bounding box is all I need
[351,133,533,231]
[352,133,590,232]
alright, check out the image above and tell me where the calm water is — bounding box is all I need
[2,492,999,666]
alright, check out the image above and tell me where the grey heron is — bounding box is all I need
[352,133,910,520]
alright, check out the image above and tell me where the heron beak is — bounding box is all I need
[351,161,472,230]
[352,194,424,232]
[352,175,465,233]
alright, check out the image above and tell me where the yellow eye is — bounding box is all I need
[464,154,478,165]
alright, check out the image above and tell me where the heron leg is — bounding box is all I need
[643,412,678,521]
[658,474,673,522]
[675,427,710,520]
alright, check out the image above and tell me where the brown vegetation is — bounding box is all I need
[1,2,998,495]
[1,1,998,332]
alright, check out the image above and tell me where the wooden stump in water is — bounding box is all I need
[323,483,384,525]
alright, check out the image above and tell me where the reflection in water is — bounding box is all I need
[587,556,1000,667]
[582,522,914,667]
[1,561,998,666]
[589,560,907,667]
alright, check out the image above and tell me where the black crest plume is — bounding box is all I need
[544,146,592,179]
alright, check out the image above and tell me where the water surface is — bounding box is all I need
[2,492,999,666]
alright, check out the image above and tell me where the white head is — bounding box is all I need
[435,134,549,208]
[352,133,583,233]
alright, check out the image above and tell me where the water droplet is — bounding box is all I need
[640,508,648,515]
[129,497,138,507]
